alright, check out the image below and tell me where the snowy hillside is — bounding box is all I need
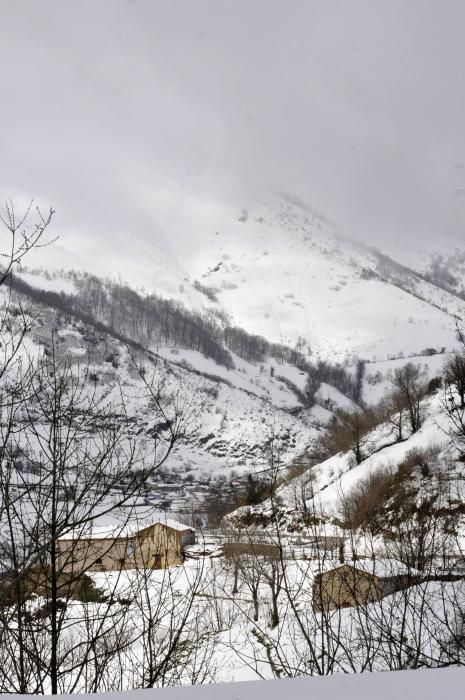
[291,391,453,518]
[228,362,465,545]
[4,279,336,523]
[19,193,465,363]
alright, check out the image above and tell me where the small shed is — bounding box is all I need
[312,559,418,611]
[57,519,195,574]
[222,530,281,559]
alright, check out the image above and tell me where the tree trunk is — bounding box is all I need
[252,591,259,622]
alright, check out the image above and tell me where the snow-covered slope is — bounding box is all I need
[6,281,331,522]
[229,372,465,540]
[20,193,465,364]
[362,353,451,405]
[302,393,452,517]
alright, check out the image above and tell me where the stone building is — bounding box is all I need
[312,559,418,610]
[57,519,195,573]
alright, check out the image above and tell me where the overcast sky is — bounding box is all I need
[1,0,465,252]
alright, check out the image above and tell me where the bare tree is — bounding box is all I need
[0,201,55,287]
[444,354,465,409]
[0,340,191,693]
[127,560,216,689]
[0,202,54,384]
[262,554,285,629]
[382,389,409,443]
[0,197,196,695]
[339,467,396,535]
[238,554,263,622]
[391,363,426,434]
[321,408,376,465]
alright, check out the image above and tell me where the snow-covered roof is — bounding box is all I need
[58,524,133,541]
[140,518,195,534]
[58,518,194,541]
[316,558,419,579]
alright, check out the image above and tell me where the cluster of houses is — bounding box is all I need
[57,522,421,611]
[221,529,419,609]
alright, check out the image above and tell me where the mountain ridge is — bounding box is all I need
[14,193,465,364]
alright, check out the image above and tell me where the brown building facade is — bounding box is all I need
[57,519,195,574]
[313,560,417,610]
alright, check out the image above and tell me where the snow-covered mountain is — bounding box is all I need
[10,188,465,524]
[5,276,336,521]
[20,193,465,364]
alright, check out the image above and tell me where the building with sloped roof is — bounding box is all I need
[312,558,419,610]
[57,519,195,573]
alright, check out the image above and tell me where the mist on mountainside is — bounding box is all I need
[2,1,465,696]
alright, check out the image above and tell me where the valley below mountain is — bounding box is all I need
[2,191,465,695]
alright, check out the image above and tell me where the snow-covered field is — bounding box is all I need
[4,550,463,693]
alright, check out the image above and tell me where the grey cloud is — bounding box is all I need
[1,0,465,251]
